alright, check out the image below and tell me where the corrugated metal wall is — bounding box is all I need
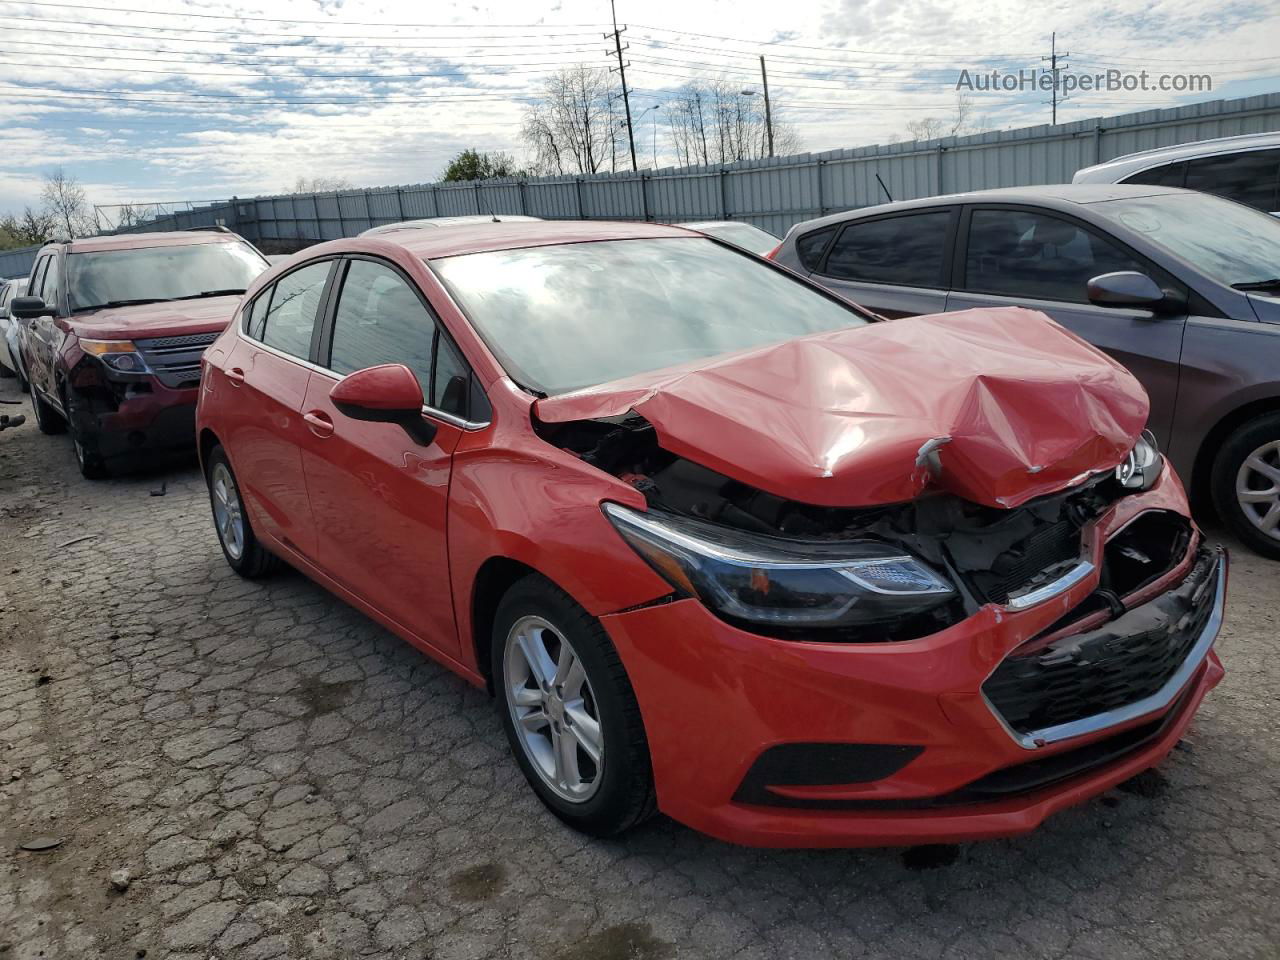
[0,245,42,280]
[10,91,1278,276]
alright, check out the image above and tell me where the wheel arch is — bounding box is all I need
[1190,395,1280,511]
[469,555,542,694]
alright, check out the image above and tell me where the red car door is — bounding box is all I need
[296,256,476,658]
[219,259,337,560]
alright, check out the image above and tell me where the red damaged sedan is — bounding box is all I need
[195,221,1225,847]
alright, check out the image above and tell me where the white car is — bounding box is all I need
[0,277,30,388]
[1072,132,1280,217]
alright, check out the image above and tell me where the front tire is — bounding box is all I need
[205,445,281,578]
[28,380,65,435]
[492,576,656,837]
[65,390,108,480]
[1211,413,1280,560]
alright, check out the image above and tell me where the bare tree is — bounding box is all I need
[666,79,799,166]
[41,168,93,238]
[289,176,353,194]
[521,66,620,176]
[905,93,985,142]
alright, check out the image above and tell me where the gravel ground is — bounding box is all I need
[0,376,1277,960]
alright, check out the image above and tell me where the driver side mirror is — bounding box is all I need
[9,296,47,319]
[329,363,438,447]
[1087,271,1180,314]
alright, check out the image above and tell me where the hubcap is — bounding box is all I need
[210,462,246,560]
[503,615,604,803]
[1236,439,1280,541]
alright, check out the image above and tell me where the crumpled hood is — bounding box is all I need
[535,307,1150,509]
[59,295,241,341]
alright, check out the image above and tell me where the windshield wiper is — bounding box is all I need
[174,288,246,300]
[76,298,168,310]
[1231,278,1280,291]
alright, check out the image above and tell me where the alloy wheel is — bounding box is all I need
[1236,439,1280,541]
[503,615,604,803]
[210,462,246,560]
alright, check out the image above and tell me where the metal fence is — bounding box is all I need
[4,91,1279,280]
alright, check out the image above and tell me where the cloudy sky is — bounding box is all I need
[0,0,1277,220]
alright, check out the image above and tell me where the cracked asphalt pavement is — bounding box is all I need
[0,378,1277,960]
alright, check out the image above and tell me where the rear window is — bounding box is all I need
[67,241,268,311]
[821,212,950,287]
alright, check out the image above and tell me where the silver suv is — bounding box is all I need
[1073,132,1280,216]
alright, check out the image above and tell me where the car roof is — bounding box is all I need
[59,231,248,254]
[789,184,1188,232]
[361,215,543,236]
[1073,131,1280,183]
[679,220,766,230]
[348,219,700,260]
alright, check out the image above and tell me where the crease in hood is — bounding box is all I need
[60,295,241,341]
[534,307,1150,509]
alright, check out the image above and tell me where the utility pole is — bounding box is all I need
[605,0,638,171]
[759,55,774,157]
[1042,31,1069,125]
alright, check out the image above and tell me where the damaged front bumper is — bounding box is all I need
[599,465,1226,848]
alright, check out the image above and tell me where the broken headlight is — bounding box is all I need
[1116,430,1162,491]
[603,502,955,631]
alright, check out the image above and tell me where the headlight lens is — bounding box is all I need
[603,502,955,631]
[1116,430,1162,491]
[80,339,149,374]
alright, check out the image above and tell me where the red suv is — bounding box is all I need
[196,221,1225,847]
[11,229,268,477]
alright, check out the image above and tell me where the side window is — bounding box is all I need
[29,257,49,303]
[243,291,267,340]
[259,261,331,359]
[1125,161,1187,188]
[432,334,469,416]
[795,226,836,271]
[328,259,436,397]
[822,212,950,287]
[1184,149,1280,213]
[39,255,61,312]
[964,209,1148,304]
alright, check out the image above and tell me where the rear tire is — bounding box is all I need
[1211,412,1280,561]
[205,445,281,578]
[492,575,656,837]
[28,379,65,435]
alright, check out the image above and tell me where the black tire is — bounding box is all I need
[492,575,656,837]
[65,390,109,480]
[205,445,281,578]
[28,379,65,435]
[1211,412,1280,561]
[0,361,13,379]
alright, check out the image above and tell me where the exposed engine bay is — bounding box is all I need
[541,412,1191,643]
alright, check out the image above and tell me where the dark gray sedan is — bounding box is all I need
[772,184,1280,558]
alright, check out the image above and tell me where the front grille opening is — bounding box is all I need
[984,547,1219,735]
[1104,511,1192,598]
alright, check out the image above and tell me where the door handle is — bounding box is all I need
[303,411,334,438]
[225,367,246,386]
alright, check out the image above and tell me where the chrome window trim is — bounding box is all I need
[235,328,491,432]
[988,553,1224,751]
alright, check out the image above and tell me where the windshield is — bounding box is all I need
[433,237,870,394]
[68,241,268,311]
[1093,192,1280,287]
[689,223,779,255]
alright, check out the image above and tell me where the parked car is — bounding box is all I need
[0,277,30,389]
[196,219,1223,847]
[10,229,268,477]
[677,220,779,255]
[1073,132,1280,216]
[772,184,1280,559]
[361,215,542,238]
